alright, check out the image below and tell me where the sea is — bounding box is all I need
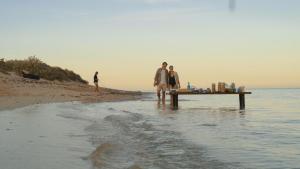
[0,89,300,169]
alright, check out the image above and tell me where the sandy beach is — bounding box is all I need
[0,72,142,111]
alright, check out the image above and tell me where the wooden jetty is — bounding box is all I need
[169,91,252,110]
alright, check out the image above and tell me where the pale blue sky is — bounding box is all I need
[1,0,300,90]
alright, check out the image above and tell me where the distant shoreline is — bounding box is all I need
[0,72,143,111]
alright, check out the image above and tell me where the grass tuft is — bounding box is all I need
[0,56,88,84]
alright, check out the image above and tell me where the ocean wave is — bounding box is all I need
[85,112,238,169]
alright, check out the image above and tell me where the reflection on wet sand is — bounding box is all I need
[89,142,143,169]
[128,164,143,169]
[157,100,166,110]
[89,143,114,168]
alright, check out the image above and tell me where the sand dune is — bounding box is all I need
[0,72,142,110]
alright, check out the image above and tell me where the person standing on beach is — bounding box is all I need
[168,65,180,90]
[94,71,99,92]
[154,62,169,102]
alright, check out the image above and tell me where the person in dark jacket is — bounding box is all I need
[94,71,99,92]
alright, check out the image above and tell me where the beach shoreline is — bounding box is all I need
[0,72,143,111]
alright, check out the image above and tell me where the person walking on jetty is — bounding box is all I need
[154,62,169,102]
[94,71,99,92]
[168,65,180,90]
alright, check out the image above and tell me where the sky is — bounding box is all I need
[0,0,300,90]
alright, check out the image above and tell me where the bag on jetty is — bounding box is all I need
[238,86,245,93]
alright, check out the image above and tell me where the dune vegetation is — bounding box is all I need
[0,56,88,84]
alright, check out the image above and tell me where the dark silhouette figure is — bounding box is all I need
[94,71,99,92]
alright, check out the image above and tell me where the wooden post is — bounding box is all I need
[239,93,245,110]
[172,93,178,109]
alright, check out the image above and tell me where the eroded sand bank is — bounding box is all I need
[0,72,142,110]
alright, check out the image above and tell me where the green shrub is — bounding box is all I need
[0,58,8,74]
[1,56,88,84]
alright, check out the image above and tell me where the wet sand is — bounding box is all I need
[0,103,95,169]
[89,143,114,167]
[0,72,142,110]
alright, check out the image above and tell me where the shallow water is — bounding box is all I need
[1,89,300,169]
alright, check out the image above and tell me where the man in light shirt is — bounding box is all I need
[154,62,169,102]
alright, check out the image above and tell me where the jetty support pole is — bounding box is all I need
[172,93,178,109]
[239,93,245,110]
